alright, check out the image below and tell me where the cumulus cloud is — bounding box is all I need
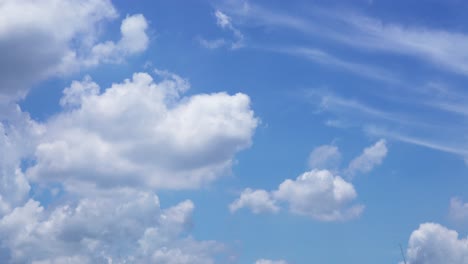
[230,170,363,221]
[346,139,387,177]
[229,188,279,214]
[84,14,149,66]
[0,0,149,100]
[0,190,224,263]
[308,144,341,169]
[402,223,468,264]
[26,71,258,190]
[273,170,364,221]
[0,104,44,217]
[449,197,468,223]
[255,259,288,264]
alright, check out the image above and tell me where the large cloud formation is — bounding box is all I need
[0,189,224,263]
[26,71,257,190]
[0,1,258,262]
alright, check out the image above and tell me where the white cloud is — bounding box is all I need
[0,103,44,217]
[273,170,364,221]
[227,2,468,76]
[346,139,387,177]
[199,10,244,50]
[308,144,341,170]
[231,170,363,222]
[197,37,226,49]
[255,259,288,264]
[449,197,468,223]
[0,0,116,99]
[229,188,279,214]
[0,190,224,263]
[26,71,258,190]
[0,0,149,101]
[403,223,468,264]
[85,14,149,66]
[215,10,232,29]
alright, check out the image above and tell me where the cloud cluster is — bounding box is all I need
[0,1,258,262]
[230,140,387,221]
[0,62,254,263]
[0,0,148,100]
[230,169,363,221]
[403,223,468,264]
[0,189,224,263]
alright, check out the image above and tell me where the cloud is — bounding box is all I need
[308,144,341,170]
[271,47,399,83]
[0,0,149,101]
[449,197,468,223]
[255,259,288,264]
[402,223,468,264]
[231,170,364,222]
[0,190,224,263]
[346,139,387,177]
[227,2,468,76]
[0,103,44,217]
[84,14,149,66]
[273,170,364,221]
[26,71,258,190]
[229,188,279,214]
[197,37,226,49]
[198,10,244,50]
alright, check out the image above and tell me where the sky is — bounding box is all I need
[1,0,468,263]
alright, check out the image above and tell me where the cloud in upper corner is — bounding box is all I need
[401,223,468,264]
[346,139,387,177]
[0,0,149,101]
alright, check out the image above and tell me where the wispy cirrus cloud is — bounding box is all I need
[225,1,468,76]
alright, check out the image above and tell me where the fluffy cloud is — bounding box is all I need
[26,71,258,190]
[255,259,288,264]
[0,104,44,217]
[230,140,390,221]
[229,188,279,214]
[230,170,363,221]
[273,170,364,221]
[449,197,468,223]
[0,0,149,100]
[346,139,387,177]
[403,223,468,264]
[0,190,224,263]
[308,144,341,169]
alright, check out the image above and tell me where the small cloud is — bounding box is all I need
[308,144,341,170]
[346,139,387,178]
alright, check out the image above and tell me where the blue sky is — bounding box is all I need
[1,0,468,263]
